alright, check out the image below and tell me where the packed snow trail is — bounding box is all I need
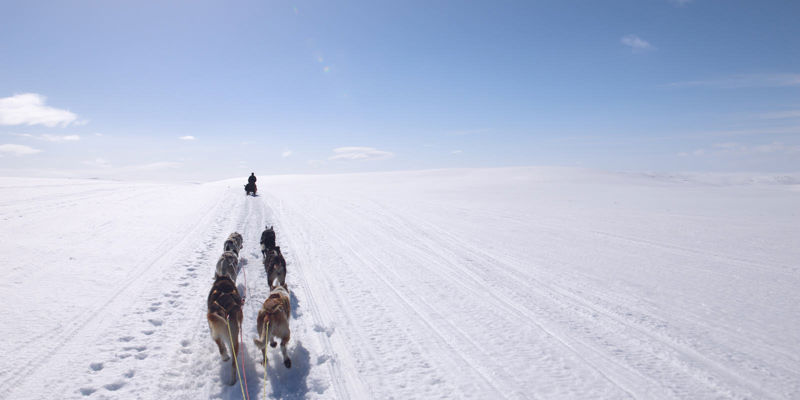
[1,168,799,399]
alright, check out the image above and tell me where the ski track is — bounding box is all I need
[1,169,799,399]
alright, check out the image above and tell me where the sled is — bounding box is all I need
[245,182,257,196]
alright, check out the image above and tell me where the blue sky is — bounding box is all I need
[1,0,799,180]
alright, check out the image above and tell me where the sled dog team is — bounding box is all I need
[207,226,291,385]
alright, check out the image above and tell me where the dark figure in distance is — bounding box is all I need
[245,173,258,196]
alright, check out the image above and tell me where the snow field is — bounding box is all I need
[260,168,800,399]
[1,167,799,399]
[0,179,338,399]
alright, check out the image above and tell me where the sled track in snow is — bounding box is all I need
[362,202,780,399]
[262,194,361,399]
[6,171,797,399]
[252,186,800,400]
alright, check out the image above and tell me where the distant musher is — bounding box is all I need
[245,172,258,196]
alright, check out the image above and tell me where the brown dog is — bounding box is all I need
[253,285,292,368]
[207,276,244,384]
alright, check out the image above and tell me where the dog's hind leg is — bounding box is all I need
[214,337,229,361]
[228,317,241,384]
[209,316,230,361]
[268,320,277,348]
[280,334,291,368]
[268,270,276,290]
[278,268,286,288]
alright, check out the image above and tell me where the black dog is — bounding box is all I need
[260,226,276,258]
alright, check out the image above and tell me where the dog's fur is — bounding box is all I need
[207,276,244,384]
[263,246,286,290]
[215,251,239,282]
[253,285,292,368]
[260,226,276,259]
[223,237,239,256]
[228,232,243,250]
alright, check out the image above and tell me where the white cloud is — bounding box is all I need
[670,0,693,5]
[0,144,42,155]
[621,35,653,52]
[0,93,79,127]
[83,158,111,168]
[178,136,196,140]
[328,146,394,161]
[669,74,800,89]
[681,142,800,157]
[282,150,293,158]
[451,150,463,154]
[41,134,80,142]
[10,133,80,142]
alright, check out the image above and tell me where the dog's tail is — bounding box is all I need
[207,311,228,339]
[253,317,270,349]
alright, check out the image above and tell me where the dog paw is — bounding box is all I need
[284,358,292,369]
[221,354,230,362]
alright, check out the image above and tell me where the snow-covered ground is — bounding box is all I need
[0,167,798,399]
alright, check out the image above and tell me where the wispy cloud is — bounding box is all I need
[0,143,42,155]
[42,134,80,142]
[758,110,800,120]
[11,133,81,142]
[451,149,463,154]
[677,149,706,157]
[328,146,394,161]
[668,73,800,89]
[669,0,693,6]
[0,93,79,127]
[698,126,800,137]
[679,142,800,157]
[282,150,293,158]
[83,158,111,168]
[178,135,196,140]
[446,129,488,136]
[621,35,653,52]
